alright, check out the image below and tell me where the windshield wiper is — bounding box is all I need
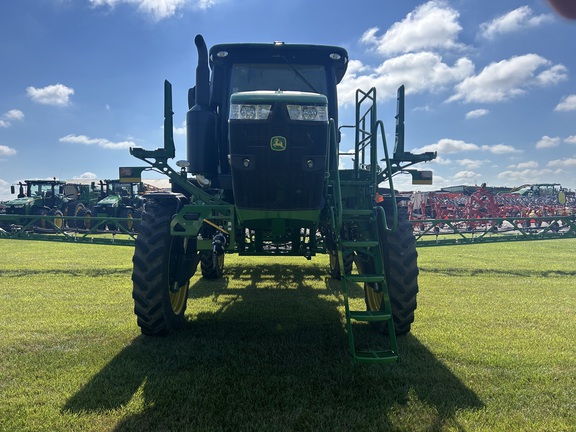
[280,56,319,94]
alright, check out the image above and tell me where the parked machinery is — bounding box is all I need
[91,180,144,231]
[1,179,70,230]
[126,35,435,363]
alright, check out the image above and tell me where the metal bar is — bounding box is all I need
[412,216,576,247]
[0,214,139,245]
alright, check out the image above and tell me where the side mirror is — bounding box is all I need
[409,170,433,185]
[119,167,144,183]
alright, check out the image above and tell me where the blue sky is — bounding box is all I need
[1,0,575,200]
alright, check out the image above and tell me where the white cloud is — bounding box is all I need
[555,94,576,111]
[196,0,217,9]
[89,0,217,20]
[565,136,576,144]
[465,109,489,119]
[338,1,476,107]
[448,54,567,103]
[479,6,553,40]
[547,158,576,168]
[454,170,480,180]
[413,138,479,154]
[59,134,135,150]
[5,109,24,121]
[74,172,98,179]
[338,53,473,106]
[173,120,186,136]
[536,64,568,86]
[26,84,74,106]
[536,135,561,149]
[456,159,490,170]
[456,158,488,169]
[508,161,539,169]
[361,1,463,55]
[0,178,11,201]
[482,144,522,154]
[0,145,17,156]
[0,109,24,128]
[497,168,554,183]
[431,155,453,165]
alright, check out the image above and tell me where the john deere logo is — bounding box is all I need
[270,136,287,151]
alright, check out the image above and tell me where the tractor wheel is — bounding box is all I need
[132,208,143,232]
[365,205,419,335]
[119,208,134,231]
[200,250,224,279]
[76,207,91,229]
[106,219,117,231]
[66,203,83,228]
[52,210,64,230]
[131,199,192,336]
[33,208,49,229]
[329,250,354,279]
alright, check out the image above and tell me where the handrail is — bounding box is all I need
[375,119,397,232]
[329,119,343,232]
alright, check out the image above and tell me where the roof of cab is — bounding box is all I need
[209,42,349,84]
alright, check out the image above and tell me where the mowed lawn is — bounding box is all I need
[0,238,574,431]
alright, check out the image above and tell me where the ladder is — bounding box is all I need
[330,88,399,363]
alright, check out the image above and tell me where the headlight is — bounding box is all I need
[229,104,272,120]
[286,105,328,121]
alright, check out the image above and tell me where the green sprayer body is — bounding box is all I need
[128,35,435,363]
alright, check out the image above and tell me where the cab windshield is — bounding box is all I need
[230,63,327,96]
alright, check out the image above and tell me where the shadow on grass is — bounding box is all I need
[419,266,576,278]
[63,263,483,431]
[0,268,132,278]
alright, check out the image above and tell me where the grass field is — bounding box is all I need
[0,239,575,431]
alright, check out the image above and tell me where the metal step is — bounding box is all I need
[346,274,385,284]
[354,349,398,364]
[348,310,392,322]
[342,240,379,249]
[342,209,373,218]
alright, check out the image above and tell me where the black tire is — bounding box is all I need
[131,199,192,336]
[33,207,49,228]
[119,208,134,231]
[76,207,92,229]
[200,250,224,279]
[52,209,64,230]
[365,205,419,335]
[106,218,117,231]
[132,208,143,232]
[329,250,354,279]
[66,203,83,228]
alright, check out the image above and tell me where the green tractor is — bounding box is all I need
[91,180,144,231]
[61,182,101,229]
[1,179,70,231]
[127,35,435,363]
